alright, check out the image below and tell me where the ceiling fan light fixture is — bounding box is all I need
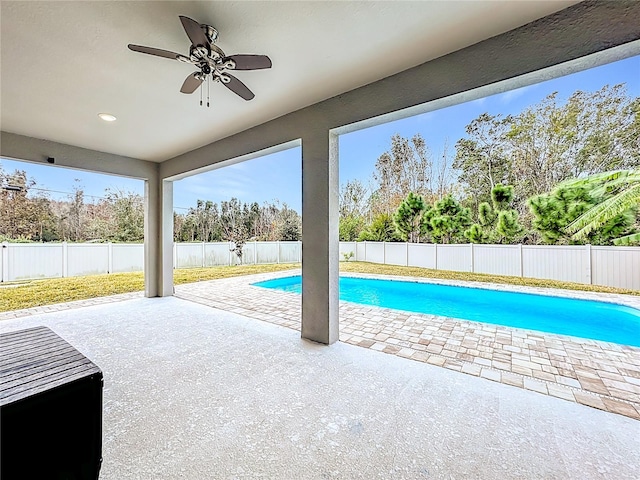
[98,113,117,122]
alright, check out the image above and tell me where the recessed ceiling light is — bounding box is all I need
[98,113,117,122]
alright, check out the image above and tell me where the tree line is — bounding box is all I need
[173,198,301,243]
[0,173,144,243]
[340,84,640,246]
[0,169,300,244]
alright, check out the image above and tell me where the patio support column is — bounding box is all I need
[144,171,174,297]
[301,130,339,345]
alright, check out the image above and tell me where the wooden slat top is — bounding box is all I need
[0,326,101,407]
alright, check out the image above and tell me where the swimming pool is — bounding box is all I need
[253,275,640,347]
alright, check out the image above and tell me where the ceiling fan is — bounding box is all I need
[128,15,271,105]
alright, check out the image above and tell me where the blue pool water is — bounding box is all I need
[253,276,640,347]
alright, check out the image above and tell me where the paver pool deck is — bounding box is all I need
[173,269,640,420]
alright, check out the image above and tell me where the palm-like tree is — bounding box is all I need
[564,169,640,245]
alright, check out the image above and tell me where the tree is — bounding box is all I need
[339,180,368,240]
[339,179,368,219]
[507,85,640,209]
[0,169,57,241]
[64,181,86,241]
[464,184,522,243]
[339,215,365,241]
[421,195,471,244]
[455,84,639,221]
[220,198,250,262]
[563,169,640,245]
[528,173,636,245]
[393,192,425,242]
[105,190,144,242]
[358,213,402,242]
[453,113,512,210]
[276,204,301,241]
[372,134,434,214]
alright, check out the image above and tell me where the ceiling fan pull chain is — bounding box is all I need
[200,83,203,107]
[207,76,210,108]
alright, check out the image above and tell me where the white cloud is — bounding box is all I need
[498,84,537,104]
[469,97,487,107]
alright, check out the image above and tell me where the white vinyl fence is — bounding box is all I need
[2,241,639,290]
[339,241,640,290]
[0,241,301,283]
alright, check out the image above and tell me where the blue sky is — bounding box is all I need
[1,55,638,213]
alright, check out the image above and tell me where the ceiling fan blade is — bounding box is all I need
[128,44,182,60]
[221,74,255,101]
[180,73,203,94]
[179,15,210,48]
[225,55,272,70]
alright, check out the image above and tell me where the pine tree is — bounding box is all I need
[393,192,426,242]
[465,184,522,243]
[528,172,637,245]
[421,195,471,244]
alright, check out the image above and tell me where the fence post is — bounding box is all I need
[1,242,8,283]
[519,244,523,277]
[382,241,386,265]
[108,242,113,274]
[586,244,592,284]
[62,241,68,278]
[434,243,438,270]
[298,240,302,263]
[229,242,233,266]
[201,242,205,267]
[470,243,474,273]
[364,241,367,263]
[277,241,281,264]
[173,243,177,269]
[406,242,409,267]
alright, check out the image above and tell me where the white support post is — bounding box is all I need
[301,130,339,345]
[201,242,205,267]
[144,176,173,297]
[254,241,258,265]
[229,241,233,266]
[383,241,386,265]
[62,241,68,278]
[108,242,113,274]
[364,241,367,263]
[277,240,281,264]
[586,244,592,284]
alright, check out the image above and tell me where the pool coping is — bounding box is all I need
[175,269,640,421]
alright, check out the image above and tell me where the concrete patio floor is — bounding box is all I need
[1,296,639,479]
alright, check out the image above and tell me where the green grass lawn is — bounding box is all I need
[1,261,636,313]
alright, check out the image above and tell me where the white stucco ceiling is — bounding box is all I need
[0,1,577,162]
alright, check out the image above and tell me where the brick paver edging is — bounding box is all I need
[175,269,640,420]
